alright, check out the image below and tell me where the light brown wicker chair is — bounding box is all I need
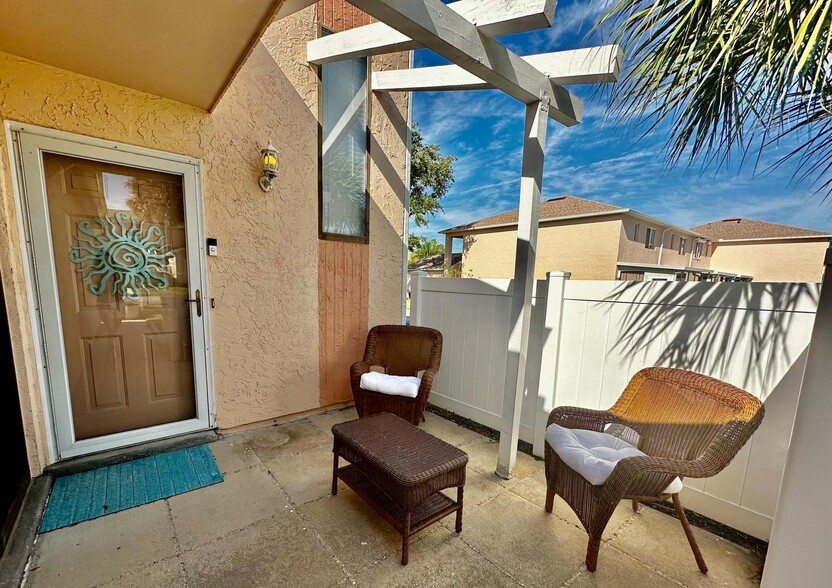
[544,367,764,573]
[350,325,442,426]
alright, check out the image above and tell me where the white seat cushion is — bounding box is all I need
[359,372,421,399]
[545,424,683,494]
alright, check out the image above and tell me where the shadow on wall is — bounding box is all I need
[460,234,478,278]
[602,281,819,395]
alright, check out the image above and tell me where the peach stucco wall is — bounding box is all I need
[0,7,407,472]
[709,239,829,282]
[459,217,622,280]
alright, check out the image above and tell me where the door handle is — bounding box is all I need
[186,289,202,317]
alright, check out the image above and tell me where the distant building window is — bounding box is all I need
[679,237,687,255]
[694,241,704,259]
[320,28,369,242]
[670,235,675,250]
[633,223,640,241]
[645,227,656,249]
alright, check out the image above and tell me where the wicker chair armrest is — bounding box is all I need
[350,361,371,388]
[599,454,712,505]
[411,367,438,420]
[547,406,617,432]
[418,367,438,396]
[619,454,709,479]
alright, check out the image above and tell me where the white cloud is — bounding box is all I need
[408,0,832,245]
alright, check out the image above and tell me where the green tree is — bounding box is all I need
[408,233,424,252]
[409,238,445,263]
[602,0,832,191]
[410,123,457,227]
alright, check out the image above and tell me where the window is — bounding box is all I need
[694,241,704,259]
[670,235,675,250]
[319,30,369,241]
[644,227,656,249]
[678,237,687,255]
[633,223,640,241]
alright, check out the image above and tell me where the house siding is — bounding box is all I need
[710,239,829,282]
[458,217,622,280]
[617,215,712,269]
[0,5,408,473]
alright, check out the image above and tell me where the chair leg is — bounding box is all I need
[402,511,411,565]
[455,487,464,533]
[545,485,555,513]
[585,536,601,572]
[672,494,708,574]
[631,499,639,512]
[331,454,339,496]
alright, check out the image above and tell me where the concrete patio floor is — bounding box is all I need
[23,409,764,588]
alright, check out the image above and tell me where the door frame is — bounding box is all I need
[6,122,216,460]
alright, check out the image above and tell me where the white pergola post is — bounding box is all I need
[312,0,620,480]
[496,98,548,478]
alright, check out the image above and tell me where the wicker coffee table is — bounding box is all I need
[331,412,468,565]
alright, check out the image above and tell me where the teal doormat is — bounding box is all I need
[40,444,223,533]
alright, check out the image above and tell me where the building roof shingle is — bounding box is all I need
[408,252,462,271]
[691,218,831,241]
[442,195,623,233]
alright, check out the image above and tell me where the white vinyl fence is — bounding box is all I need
[410,271,820,540]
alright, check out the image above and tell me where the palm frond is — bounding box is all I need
[601,0,832,195]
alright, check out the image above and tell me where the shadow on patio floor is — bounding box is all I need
[24,409,764,588]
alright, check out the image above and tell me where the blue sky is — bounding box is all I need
[409,0,832,248]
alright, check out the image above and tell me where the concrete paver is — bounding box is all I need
[24,412,764,588]
[26,501,177,588]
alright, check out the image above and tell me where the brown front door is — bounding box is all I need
[43,153,197,440]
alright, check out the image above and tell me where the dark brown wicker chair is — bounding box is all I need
[544,367,764,573]
[350,325,442,425]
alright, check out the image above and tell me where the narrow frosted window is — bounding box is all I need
[321,46,368,240]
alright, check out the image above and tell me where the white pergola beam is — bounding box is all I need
[371,45,623,92]
[346,0,582,126]
[307,0,556,64]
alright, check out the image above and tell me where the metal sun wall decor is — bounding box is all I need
[69,212,174,300]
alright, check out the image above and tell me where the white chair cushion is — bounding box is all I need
[359,372,421,399]
[545,424,683,494]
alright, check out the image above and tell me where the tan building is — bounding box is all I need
[692,218,832,283]
[0,0,409,482]
[443,196,718,281]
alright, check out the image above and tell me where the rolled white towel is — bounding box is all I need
[359,372,421,398]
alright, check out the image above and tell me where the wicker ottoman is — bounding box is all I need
[331,412,468,564]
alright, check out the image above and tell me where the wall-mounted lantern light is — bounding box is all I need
[259,142,280,192]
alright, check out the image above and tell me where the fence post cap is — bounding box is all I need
[411,270,428,277]
[547,271,572,279]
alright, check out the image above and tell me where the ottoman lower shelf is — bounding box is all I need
[335,464,460,537]
[330,413,469,565]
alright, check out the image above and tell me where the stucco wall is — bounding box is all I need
[0,7,407,472]
[710,240,829,282]
[368,55,408,327]
[207,12,324,430]
[459,217,622,280]
[617,216,661,265]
